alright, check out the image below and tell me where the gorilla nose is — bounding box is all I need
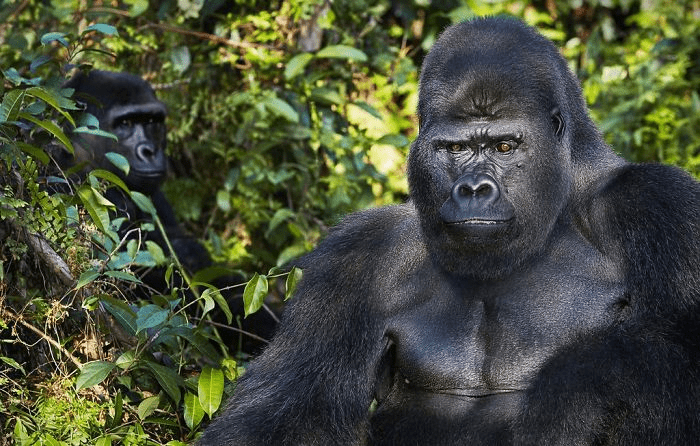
[451,174,500,204]
[135,143,157,161]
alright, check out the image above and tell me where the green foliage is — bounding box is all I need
[0,0,698,444]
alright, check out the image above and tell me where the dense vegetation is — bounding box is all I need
[0,0,698,443]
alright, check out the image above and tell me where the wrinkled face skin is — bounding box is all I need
[408,28,573,279]
[67,71,168,194]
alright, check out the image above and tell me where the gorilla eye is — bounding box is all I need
[448,143,466,153]
[496,142,513,153]
[116,118,133,129]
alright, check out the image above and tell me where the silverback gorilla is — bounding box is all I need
[62,71,277,353]
[199,17,700,445]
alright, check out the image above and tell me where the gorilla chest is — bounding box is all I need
[385,250,624,393]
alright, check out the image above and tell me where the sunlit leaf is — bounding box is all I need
[284,53,313,80]
[184,392,205,429]
[316,45,367,62]
[264,97,299,123]
[198,366,224,416]
[137,395,160,419]
[243,273,268,316]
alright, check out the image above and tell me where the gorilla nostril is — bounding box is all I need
[136,144,156,161]
[451,174,500,203]
[475,184,492,196]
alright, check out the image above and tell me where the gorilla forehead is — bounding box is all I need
[419,17,562,121]
[67,70,164,116]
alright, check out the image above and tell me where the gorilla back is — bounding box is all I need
[199,17,700,445]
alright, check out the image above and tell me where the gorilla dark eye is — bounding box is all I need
[448,143,467,153]
[496,142,513,153]
[116,118,133,129]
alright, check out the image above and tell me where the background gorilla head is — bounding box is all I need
[407,17,614,279]
[64,70,168,193]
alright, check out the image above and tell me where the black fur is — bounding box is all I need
[199,17,700,444]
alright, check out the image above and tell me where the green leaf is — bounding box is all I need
[95,437,112,446]
[316,45,367,62]
[88,168,129,192]
[76,361,116,390]
[104,270,143,284]
[84,23,118,35]
[25,86,76,126]
[0,356,25,375]
[144,360,183,403]
[40,32,69,47]
[77,185,117,241]
[209,287,232,324]
[103,152,130,176]
[200,288,216,317]
[171,46,191,74]
[75,269,100,289]
[184,392,205,429]
[266,208,295,237]
[19,112,74,154]
[243,273,268,317]
[216,190,231,212]
[0,90,25,123]
[377,133,410,147]
[17,142,49,164]
[137,395,160,419]
[264,97,299,123]
[146,240,166,264]
[74,126,118,140]
[115,350,136,369]
[284,53,313,80]
[130,191,157,217]
[124,0,149,16]
[135,304,169,333]
[354,100,383,120]
[198,366,224,416]
[285,267,303,301]
[100,296,137,335]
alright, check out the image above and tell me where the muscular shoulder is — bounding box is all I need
[293,203,426,281]
[578,162,700,316]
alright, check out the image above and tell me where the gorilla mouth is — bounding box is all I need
[444,217,514,226]
[132,169,166,178]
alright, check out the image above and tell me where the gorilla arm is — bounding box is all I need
[196,205,416,445]
[514,163,700,445]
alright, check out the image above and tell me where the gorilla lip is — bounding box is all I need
[443,217,514,226]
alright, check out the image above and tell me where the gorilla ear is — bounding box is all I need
[551,106,565,139]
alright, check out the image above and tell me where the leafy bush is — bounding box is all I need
[0,0,698,444]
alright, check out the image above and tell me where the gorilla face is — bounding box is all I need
[408,22,573,279]
[66,71,168,193]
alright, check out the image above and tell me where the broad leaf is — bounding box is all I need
[183,392,204,429]
[243,273,268,317]
[316,45,367,62]
[285,266,303,301]
[76,361,116,390]
[198,366,224,416]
